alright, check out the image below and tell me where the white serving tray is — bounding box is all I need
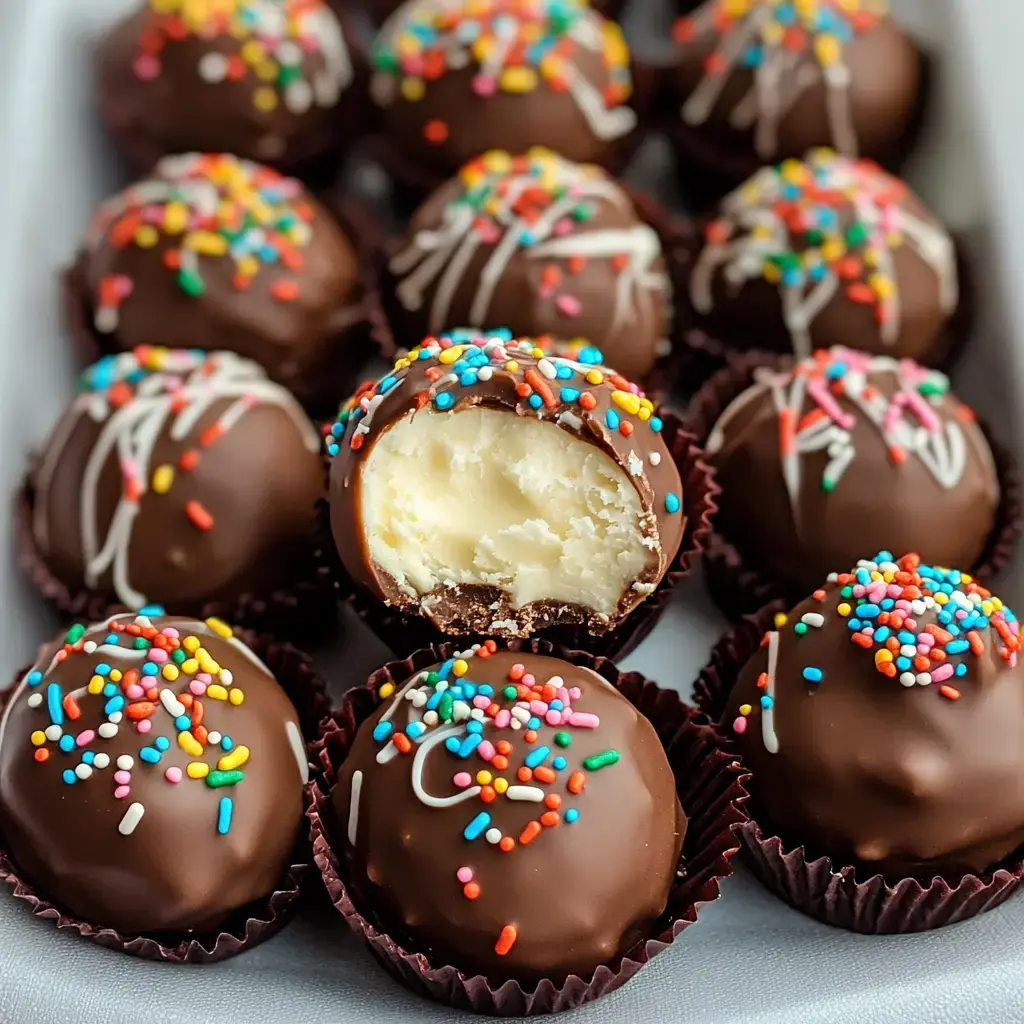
[1,1,1023,1022]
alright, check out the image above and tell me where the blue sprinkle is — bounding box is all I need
[527,717,541,731]
[46,683,63,726]
[217,797,233,836]
[462,682,477,699]
[138,604,164,618]
[528,394,543,409]
[155,736,170,752]
[434,392,455,411]
[650,417,663,432]
[139,747,160,764]
[406,721,426,740]
[372,721,393,742]
[438,660,454,680]
[26,671,43,687]
[104,696,125,716]
[556,365,574,380]
[876,550,894,563]
[560,387,580,403]
[445,736,461,754]
[896,657,912,672]
[565,808,580,824]
[955,664,968,677]
[142,663,159,676]
[94,664,111,677]
[665,493,681,514]
[525,746,550,769]
[578,346,603,365]
[458,733,482,758]
[82,751,95,766]
[175,715,191,731]
[898,631,917,645]
[221,736,233,752]
[465,720,483,735]
[938,610,953,625]
[760,694,774,710]
[856,568,872,585]
[855,604,880,619]
[552,757,566,771]
[59,735,75,753]
[478,685,493,697]
[847,618,863,631]
[880,599,895,611]
[549,699,563,711]
[379,375,399,394]
[945,640,970,655]
[103,683,118,698]
[418,347,432,359]
[802,667,824,684]
[825,361,847,381]
[605,409,620,430]
[425,692,442,711]
[874,626,890,643]
[103,634,119,646]
[459,371,478,387]
[62,770,76,785]
[463,811,491,841]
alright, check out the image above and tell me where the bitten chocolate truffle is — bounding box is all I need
[388,149,672,382]
[725,553,1024,879]
[30,347,323,614]
[71,153,365,410]
[99,0,358,173]
[334,645,684,981]
[0,613,308,935]
[669,1,922,172]
[689,151,958,361]
[327,331,686,637]
[370,0,637,184]
[706,348,999,596]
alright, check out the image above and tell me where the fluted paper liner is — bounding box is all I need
[692,602,1024,933]
[307,639,749,1015]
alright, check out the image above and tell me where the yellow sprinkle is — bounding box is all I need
[504,360,519,372]
[196,649,220,675]
[184,231,229,257]
[780,158,805,184]
[204,617,233,639]
[181,659,199,676]
[611,390,641,416]
[821,239,845,262]
[30,731,46,747]
[254,87,278,112]
[88,675,105,695]
[738,704,752,716]
[241,40,266,64]
[882,570,895,583]
[814,33,841,67]
[586,370,604,386]
[237,254,259,278]
[452,659,469,677]
[178,732,204,757]
[255,60,279,83]
[186,761,209,780]
[837,602,851,616]
[476,770,493,785]
[875,649,894,666]
[152,464,174,495]
[499,67,538,93]
[183,635,201,653]
[763,262,782,284]
[439,346,465,365]
[401,77,426,101]
[638,407,651,421]
[134,225,159,248]
[992,597,1004,612]
[218,745,250,772]
[482,150,512,174]
[934,593,949,605]
[109,669,122,683]
[162,664,179,682]
[379,682,395,699]
[640,398,654,412]
[207,684,229,701]
[774,613,789,629]
[163,201,189,235]
[493,777,509,794]
[229,688,245,706]
[870,273,895,300]
[963,572,975,586]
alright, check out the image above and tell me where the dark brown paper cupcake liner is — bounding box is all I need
[0,631,328,961]
[13,474,338,646]
[683,352,1021,620]
[61,196,392,419]
[321,410,719,661]
[691,603,1024,933]
[307,639,749,1014]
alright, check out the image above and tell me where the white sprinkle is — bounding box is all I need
[510,719,522,730]
[477,366,494,382]
[276,40,302,66]
[93,753,110,770]
[548,676,563,689]
[109,712,123,725]
[376,741,399,764]
[348,770,363,845]
[75,764,92,781]
[44,725,62,742]
[98,723,119,739]
[117,755,134,771]
[198,52,228,83]
[94,307,118,333]
[435,681,448,692]
[557,411,583,431]
[27,694,42,709]
[452,701,471,722]
[470,708,485,721]
[485,828,502,844]
[506,785,545,802]
[900,644,917,658]
[422,710,439,727]
[537,358,557,380]
[118,803,145,836]
[219,669,233,686]
[207,731,222,745]
[83,641,97,654]
[911,600,927,616]
[649,452,662,466]
[826,572,839,583]
[511,707,530,724]
[410,689,428,708]
[159,688,186,719]
[900,672,916,687]
[285,80,314,114]
[916,673,932,686]
[801,613,825,628]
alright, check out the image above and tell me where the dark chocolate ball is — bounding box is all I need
[387,149,672,382]
[669,2,922,169]
[334,646,684,981]
[98,0,359,173]
[688,152,958,362]
[0,613,308,934]
[724,553,1024,880]
[74,153,364,410]
[706,348,999,597]
[369,0,637,183]
[327,331,686,638]
[30,347,323,614]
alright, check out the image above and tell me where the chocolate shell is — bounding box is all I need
[688,151,958,362]
[98,0,361,175]
[332,645,684,983]
[327,330,686,638]
[723,553,1024,882]
[669,2,922,169]
[0,613,309,936]
[369,0,638,186]
[28,347,323,616]
[705,347,999,597]
[385,149,672,383]
[72,153,367,411]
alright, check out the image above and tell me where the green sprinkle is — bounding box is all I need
[438,693,454,723]
[177,268,205,298]
[426,671,441,687]
[821,477,838,493]
[172,649,186,664]
[205,770,245,789]
[794,622,808,636]
[582,750,620,771]
[65,624,86,645]
[554,732,572,748]
[133,637,149,650]
[503,686,518,701]
[846,221,869,247]
[840,585,854,598]
[918,380,947,397]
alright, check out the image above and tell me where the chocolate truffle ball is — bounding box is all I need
[98,0,358,173]
[334,645,684,981]
[669,1,922,171]
[724,553,1024,879]
[706,348,999,597]
[0,613,308,934]
[388,149,672,382]
[327,331,686,637]
[370,0,637,184]
[689,152,958,361]
[73,153,364,410]
[30,347,323,614]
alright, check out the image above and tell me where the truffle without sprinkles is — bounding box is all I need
[327,330,685,637]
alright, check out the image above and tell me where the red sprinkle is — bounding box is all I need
[494,925,518,956]
[185,500,214,531]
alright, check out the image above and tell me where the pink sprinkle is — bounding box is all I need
[555,294,582,317]
[569,687,581,700]
[477,222,500,244]
[930,663,955,682]
[114,770,131,785]
[472,695,491,710]
[919,633,935,648]
[164,767,183,784]
[560,709,573,723]
[76,730,95,747]
[196,673,212,684]
[522,674,535,687]
[456,866,473,883]
[453,772,472,789]
[133,53,161,80]
[162,627,179,638]
[568,712,600,729]
[190,680,206,695]
[554,219,573,236]
[529,701,548,716]
[136,720,152,734]
[862,627,874,637]
[954,609,968,620]
[472,74,496,95]
[886,584,904,599]
[113,785,131,800]
[477,741,496,762]
[148,649,169,664]
[125,685,145,699]
[556,687,571,706]
[402,56,424,76]
[851,584,867,598]
[733,716,747,735]
[545,710,562,726]
[494,709,511,729]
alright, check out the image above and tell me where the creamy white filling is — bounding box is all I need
[360,408,649,615]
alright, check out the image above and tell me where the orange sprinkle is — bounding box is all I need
[544,794,562,809]
[494,925,518,956]
[778,407,796,456]
[579,391,597,410]
[850,633,873,649]
[393,733,412,755]
[34,749,49,763]
[533,766,556,784]
[756,672,769,691]
[193,725,209,746]
[524,369,556,408]
[517,767,533,782]
[524,730,538,744]
[567,255,587,275]
[62,695,81,721]
[704,50,727,75]
[424,119,449,144]
[463,882,481,900]
[179,450,200,472]
[492,755,509,771]
[968,630,985,656]
[540,811,560,828]
[519,821,542,845]
[496,740,512,755]
[185,500,214,532]
[498,837,515,853]
[479,786,497,804]
[125,702,156,721]
[939,685,961,701]
[913,655,930,672]
[270,280,299,303]
[567,771,585,795]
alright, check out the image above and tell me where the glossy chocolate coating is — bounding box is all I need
[0,615,308,934]
[31,348,323,613]
[334,649,684,981]
[75,154,363,410]
[98,1,358,173]
[706,349,999,596]
[725,560,1024,879]
[387,151,671,382]
[327,332,686,636]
